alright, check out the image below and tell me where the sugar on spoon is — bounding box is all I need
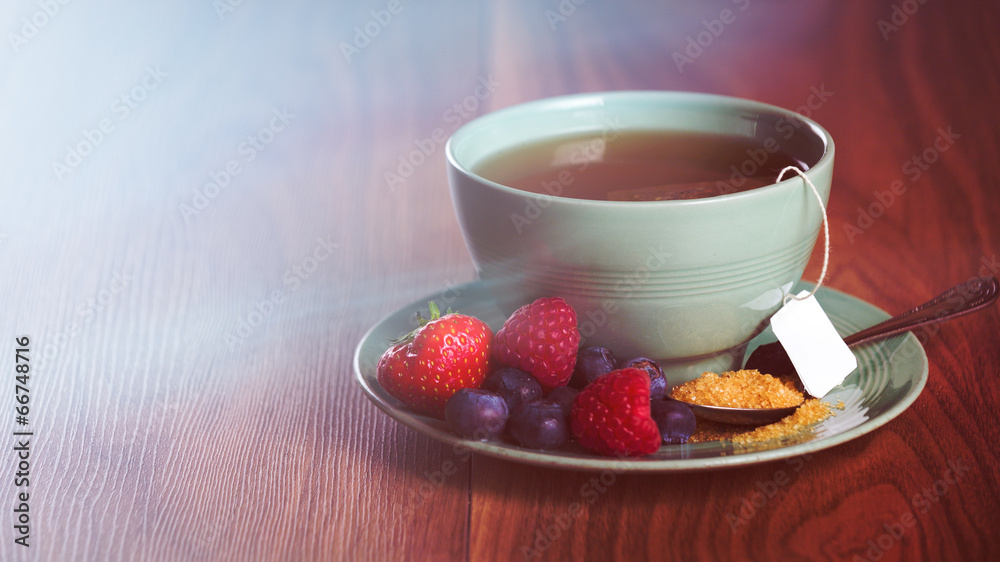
[683,276,999,425]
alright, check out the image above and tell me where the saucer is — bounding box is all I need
[353,280,928,472]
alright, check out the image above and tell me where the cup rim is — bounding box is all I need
[445,90,835,207]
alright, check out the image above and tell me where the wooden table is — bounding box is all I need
[2,0,998,560]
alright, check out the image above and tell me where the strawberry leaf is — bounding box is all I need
[386,301,449,346]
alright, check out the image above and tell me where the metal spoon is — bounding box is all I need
[683,276,999,425]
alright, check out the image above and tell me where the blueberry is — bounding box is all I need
[444,389,509,440]
[482,367,543,412]
[650,400,697,444]
[570,347,617,389]
[508,400,570,450]
[546,386,579,417]
[621,357,667,400]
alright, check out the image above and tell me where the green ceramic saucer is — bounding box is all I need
[353,281,928,472]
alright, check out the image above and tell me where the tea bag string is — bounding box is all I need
[777,166,829,304]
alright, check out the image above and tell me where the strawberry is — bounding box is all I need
[377,302,493,418]
[493,297,580,390]
[570,368,661,457]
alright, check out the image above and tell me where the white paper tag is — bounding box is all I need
[770,290,858,398]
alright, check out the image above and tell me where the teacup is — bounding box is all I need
[445,91,834,381]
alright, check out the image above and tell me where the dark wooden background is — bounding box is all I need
[1,0,997,560]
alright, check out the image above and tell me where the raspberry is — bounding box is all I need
[570,368,662,457]
[493,297,580,390]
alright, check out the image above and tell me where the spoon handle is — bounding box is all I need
[844,276,999,348]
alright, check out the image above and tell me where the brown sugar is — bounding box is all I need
[730,399,832,443]
[670,369,804,409]
[687,399,834,444]
[673,370,837,445]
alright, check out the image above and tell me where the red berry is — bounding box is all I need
[377,306,493,418]
[493,297,580,390]
[570,368,661,457]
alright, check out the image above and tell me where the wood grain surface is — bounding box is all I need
[1,0,998,560]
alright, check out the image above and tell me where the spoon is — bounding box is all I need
[683,276,999,425]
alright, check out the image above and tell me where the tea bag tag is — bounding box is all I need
[767,166,856,397]
[770,291,857,397]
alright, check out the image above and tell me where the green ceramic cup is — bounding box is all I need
[446,91,834,382]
